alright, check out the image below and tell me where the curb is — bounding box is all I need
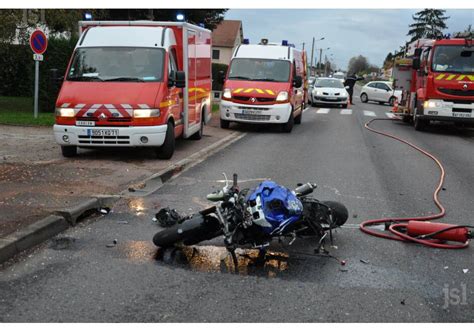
[0,215,68,263]
[0,131,245,264]
[124,131,246,197]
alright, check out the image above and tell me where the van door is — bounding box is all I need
[187,30,197,125]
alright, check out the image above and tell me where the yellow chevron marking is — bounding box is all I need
[467,75,474,81]
[446,74,457,80]
[255,88,264,94]
[159,100,177,108]
[244,88,254,93]
[265,90,275,95]
[435,74,446,80]
[233,88,243,93]
[456,75,466,81]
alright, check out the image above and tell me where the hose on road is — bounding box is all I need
[359,117,470,249]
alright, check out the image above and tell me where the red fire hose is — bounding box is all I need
[359,117,472,249]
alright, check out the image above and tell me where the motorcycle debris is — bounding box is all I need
[360,259,369,264]
[99,207,110,215]
[152,217,158,223]
[116,220,129,224]
[106,239,118,248]
[330,245,338,249]
[400,299,406,305]
[352,214,358,218]
[463,269,469,274]
[340,268,348,272]
[444,266,449,270]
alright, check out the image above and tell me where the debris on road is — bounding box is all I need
[463,269,469,274]
[99,207,110,215]
[360,259,369,264]
[106,239,118,248]
[116,220,129,224]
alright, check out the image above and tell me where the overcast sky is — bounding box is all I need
[225,9,473,70]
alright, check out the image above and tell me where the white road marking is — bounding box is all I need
[303,107,310,113]
[340,109,352,115]
[386,112,396,118]
[363,110,376,117]
[316,108,330,114]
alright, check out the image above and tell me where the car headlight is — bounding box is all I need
[223,88,232,99]
[276,91,289,102]
[314,90,324,96]
[423,100,443,108]
[133,109,160,118]
[55,108,75,117]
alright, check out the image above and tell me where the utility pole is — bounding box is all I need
[319,48,322,76]
[310,37,315,76]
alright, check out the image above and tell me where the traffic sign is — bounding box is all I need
[29,30,48,55]
[33,54,43,61]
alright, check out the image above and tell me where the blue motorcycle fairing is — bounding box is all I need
[247,181,303,234]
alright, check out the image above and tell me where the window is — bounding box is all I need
[376,83,390,91]
[367,83,377,88]
[228,58,291,82]
[168,48,178,76]
[212,49,220,60]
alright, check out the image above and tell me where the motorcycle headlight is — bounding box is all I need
[423,100,443,108]
[223,88,232,99]
[133,109,160,118]
[55,108,75,117]
[276,91,289,102]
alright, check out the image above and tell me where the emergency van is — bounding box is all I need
[392,35,474,130]
[54,21,212,159]
[219,39,307,132]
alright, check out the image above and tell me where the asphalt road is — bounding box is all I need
[1,88,473,322]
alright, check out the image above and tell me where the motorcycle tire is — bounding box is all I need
[152,213,222,248]
[321,200,349,227]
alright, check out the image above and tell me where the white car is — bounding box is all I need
[332,72,345,83]
[360,81,402,106]
[310,78,349,108]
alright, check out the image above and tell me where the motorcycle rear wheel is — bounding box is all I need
[152,214,222,248]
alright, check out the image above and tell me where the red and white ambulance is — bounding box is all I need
[54,21,212,159]
[219,39,307,132]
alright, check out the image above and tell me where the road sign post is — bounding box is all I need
[29,30,48,119]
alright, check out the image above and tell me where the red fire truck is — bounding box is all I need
[54,21,212,159]
[219,39,307,133]
[392,34,473,130]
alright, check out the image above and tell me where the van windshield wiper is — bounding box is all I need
[68,76,104,82]
[252,78,278,82]
[103,77,145,82]
[228,76,252,80]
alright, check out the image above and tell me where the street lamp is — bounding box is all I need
[310,37,325,76]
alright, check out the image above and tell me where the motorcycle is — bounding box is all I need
[153,173,348,268]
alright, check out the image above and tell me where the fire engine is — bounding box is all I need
[54,21,212,159]
[219,39,307,133]
[392,34,474,130]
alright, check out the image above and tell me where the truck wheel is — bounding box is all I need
[220,118,230,129]
[294,109,302,125]
[190,111,204,140]
[156,121,175,159]
[61,146,77,158]
[360,93,368,103]
[414,116,428,131]
[281,112,294,133]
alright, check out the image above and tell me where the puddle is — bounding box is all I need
[156,245,290,278]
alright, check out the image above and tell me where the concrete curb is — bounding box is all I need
[0,215,68,263]
[0,131,245,264]
[124,131,246,197]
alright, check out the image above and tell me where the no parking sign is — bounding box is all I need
[30,29,48,118]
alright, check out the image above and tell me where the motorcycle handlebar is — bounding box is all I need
[294,182,317,196]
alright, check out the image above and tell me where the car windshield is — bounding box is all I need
[432,45,474,74]
[315,78,344,88]
[67,47,166,82]
[228,58,291,82]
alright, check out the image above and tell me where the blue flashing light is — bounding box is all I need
[84,12,92,20]
[243,38,249,44]
[176,13,185,21]
[282,40,288,46]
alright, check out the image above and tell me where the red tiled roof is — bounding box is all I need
[212,20,242,48]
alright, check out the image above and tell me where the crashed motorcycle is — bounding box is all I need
[153,173,348,265]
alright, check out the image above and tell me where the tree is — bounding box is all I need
[347,55,369,75]
[407,9,449,42]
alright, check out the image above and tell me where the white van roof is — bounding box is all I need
[78,26,176,48]
[233,44,294,61]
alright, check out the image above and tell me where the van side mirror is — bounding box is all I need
[293,75,303,88]
[412,58,421,70]
[175,71,186,88]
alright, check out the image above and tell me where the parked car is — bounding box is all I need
[360,81,402,106]
[310,78,349,108]
[332,72,345,82]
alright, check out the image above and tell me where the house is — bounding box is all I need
[211,20,243,65]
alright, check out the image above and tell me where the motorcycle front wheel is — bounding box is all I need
[152,214,222,248]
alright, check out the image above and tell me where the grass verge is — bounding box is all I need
[0,96,55,126]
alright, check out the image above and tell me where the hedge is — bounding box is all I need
[0,36,78,112]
